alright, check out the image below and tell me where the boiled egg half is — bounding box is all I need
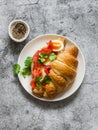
[52,40,64,52]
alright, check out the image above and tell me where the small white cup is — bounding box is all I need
[8,19,30,42]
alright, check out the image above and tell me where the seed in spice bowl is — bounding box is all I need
[8,19,30,42]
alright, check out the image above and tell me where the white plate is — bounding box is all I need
[18,34,85,102]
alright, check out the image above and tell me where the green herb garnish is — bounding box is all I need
[21,67,31,78]
[38,52,57,63]
[38,58,46,63]
[35,76,51,88]
[39,53,48,58]
[38,53,48,64]
[21,56,32,77]
[35,76,42,83]
[42,76,51,84]
[13,56,32,77]
[49,53,57,61]
[24,56,32,68]
[35,76,43,89]
[13,64,21,75]
[36,83,43,89]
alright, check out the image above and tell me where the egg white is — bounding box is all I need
[52,40,64,52]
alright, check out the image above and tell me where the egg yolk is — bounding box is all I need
[52,42,61,50]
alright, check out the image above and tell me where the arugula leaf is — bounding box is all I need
[49,53,57,61]
[24,57,32,68]
[13,64,21,75]
[42,76,51,84]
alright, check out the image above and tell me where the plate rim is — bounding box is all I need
[18,34,86,102]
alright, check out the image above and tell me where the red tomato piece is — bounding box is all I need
[42,82,46,86]
[32,63,43,78]
[33,50,40,62]
[30,79,39,90]
[41,48,51,54]
[44,65,51,75]
[47,40,54,51]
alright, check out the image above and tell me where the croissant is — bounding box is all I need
[44,45,79,98]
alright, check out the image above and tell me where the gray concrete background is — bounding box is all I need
[0,0,98,130]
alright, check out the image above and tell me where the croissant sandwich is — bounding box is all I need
[30,37,79,98]
[44,45,79,98]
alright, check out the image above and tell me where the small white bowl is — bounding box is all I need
[8,19,30,42]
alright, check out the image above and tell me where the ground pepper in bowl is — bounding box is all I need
[12,23,26,39]
[8,19,30,42]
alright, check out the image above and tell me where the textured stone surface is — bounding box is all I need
[0,0,98,130]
